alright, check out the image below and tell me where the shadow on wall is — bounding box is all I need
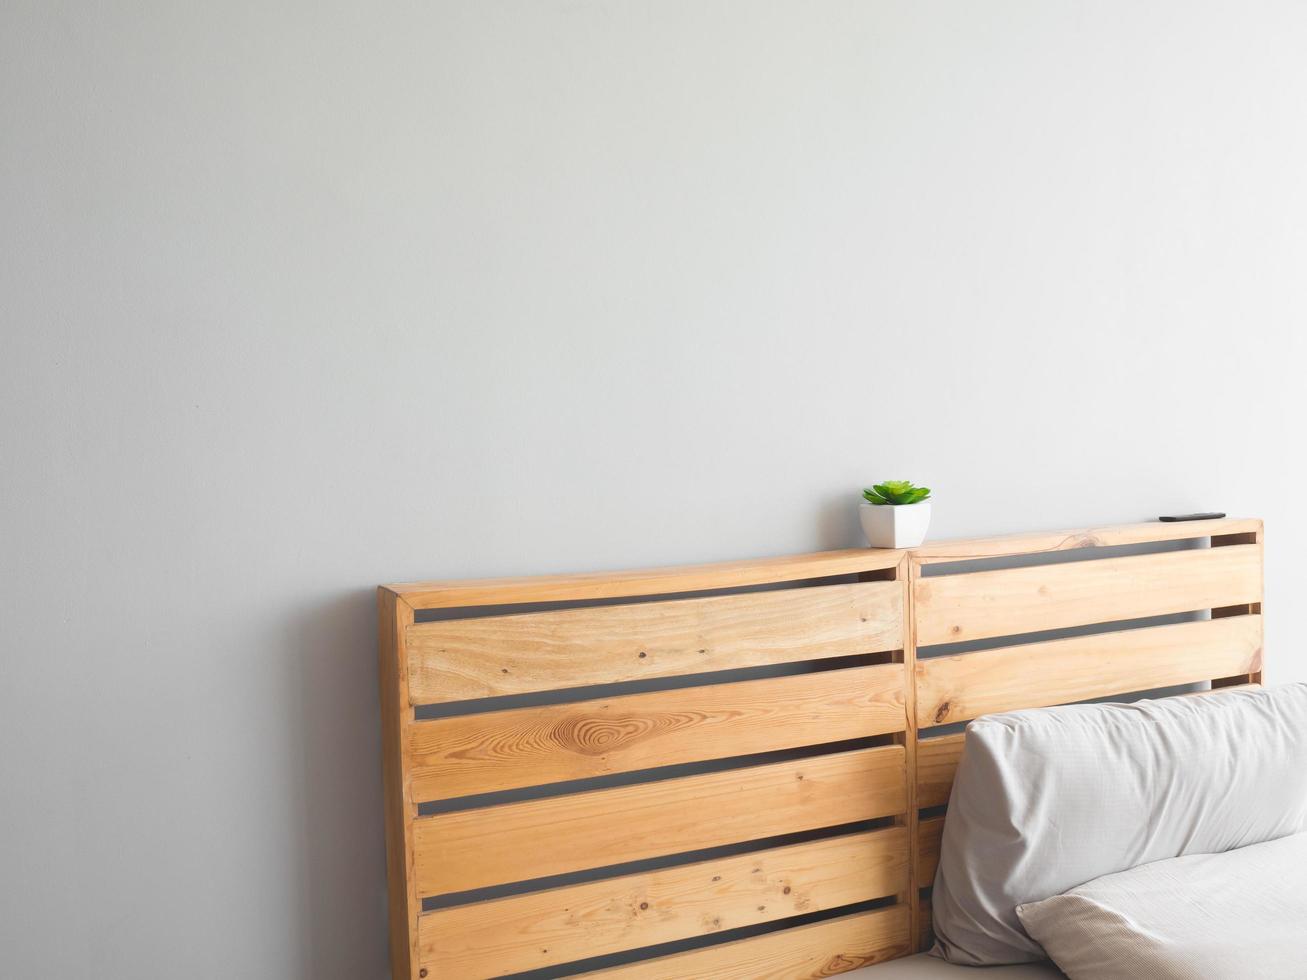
[289,587,389,978]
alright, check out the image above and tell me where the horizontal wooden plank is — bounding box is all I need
[407,580,903,705]
[911,518,1262,565]
[916,615,1263,727]
[916,735,964,810]
[417,828,907,979]
[915,544,1262,646]
[389,549,904,610]
[579,905,912,979]
[917,816,944,888]
[414,745,907,896]
[410,663,907,801]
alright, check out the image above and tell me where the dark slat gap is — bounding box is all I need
[413,572,873,624]
[414,652,897,719]
[497,897,901,980]
[416,735,899,814]
[917,611,1210,659]
[919,536,1204,578]
[420,818,898,912]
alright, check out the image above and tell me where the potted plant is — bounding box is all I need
[860,480,932,548]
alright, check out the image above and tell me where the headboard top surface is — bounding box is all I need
[386,546,906,610]
[385,517,1262,609]
[910,517,1261,564]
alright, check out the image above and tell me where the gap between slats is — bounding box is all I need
[416,827,908,979]
[410,661,907,801]
[413,745,907,898]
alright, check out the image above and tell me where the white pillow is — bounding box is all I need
[1017,831,1307,979]
[930,683,1307,965]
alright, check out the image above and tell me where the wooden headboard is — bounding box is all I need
[379,518,1263,978]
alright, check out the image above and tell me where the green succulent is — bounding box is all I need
[862,480,931,506]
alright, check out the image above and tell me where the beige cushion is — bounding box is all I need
[1017,831,1307,979]
[930,683,1307,965]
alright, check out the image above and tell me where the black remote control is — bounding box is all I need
[1158,512,1226,522]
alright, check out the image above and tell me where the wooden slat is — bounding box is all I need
[377,588,420,979]
[911,518,1262,565]
[917,816,944,888]
[409,663,906,801]
[391,548,904,610]
[407,581,903,705]
[916,615,1264,727]
[579,905,912,979]
[897,556,923,950]
[414,745,907,897]
[417,828,907,979]
[916,735,964,810]
[915,544,1262,646]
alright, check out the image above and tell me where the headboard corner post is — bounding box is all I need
[378,586,420,979]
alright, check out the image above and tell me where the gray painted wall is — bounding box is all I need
[3,2,1304,976]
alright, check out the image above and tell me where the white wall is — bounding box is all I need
[3,2,1305,976]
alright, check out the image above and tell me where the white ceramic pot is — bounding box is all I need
[860,501,932,548]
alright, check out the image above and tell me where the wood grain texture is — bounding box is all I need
[916,817,944,888]
[409,663,906,801]
[895,556,924,952]
[377,588,420,980]
[916,615,1264,727]
[391,549,905,610]
[916,735,965,810]
[417,829,907,979]
[413,746,907,897]
[407,581,903,705]
[915,544,1262,646]
[911,518,1262,565]
[578,905,912,979]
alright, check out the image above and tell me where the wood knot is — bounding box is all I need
[555,715,655,756]
[934,701,951,724]
[639,902,649,910]
[637,651,647,658]
[783,885,791,895]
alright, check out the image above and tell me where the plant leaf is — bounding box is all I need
[862,488,888,505]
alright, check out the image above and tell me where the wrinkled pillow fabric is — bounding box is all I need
[1016,831,1307,979]
[930,683,1307,965]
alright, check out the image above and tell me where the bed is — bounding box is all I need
[378,517,1264,979]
